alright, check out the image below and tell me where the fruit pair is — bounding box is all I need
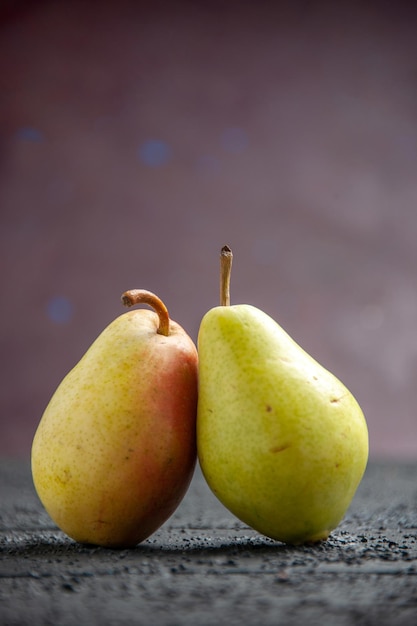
[31,247,368,548]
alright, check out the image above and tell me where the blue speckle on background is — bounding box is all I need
[221,127,249,153]
[46,296,74,324]
[138,139,172,167]
[15,127,44,142]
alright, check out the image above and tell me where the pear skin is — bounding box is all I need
[197,303,369,545]
[32,292,198,548]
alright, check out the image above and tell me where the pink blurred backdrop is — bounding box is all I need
[1,0,417,459]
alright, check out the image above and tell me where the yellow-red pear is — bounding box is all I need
[32,290,198,548]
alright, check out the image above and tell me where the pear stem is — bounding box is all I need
[220,245,233,306]
[121,289,170,336]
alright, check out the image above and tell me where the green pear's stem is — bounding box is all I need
[121,289,170,336]
[220,245,233,306]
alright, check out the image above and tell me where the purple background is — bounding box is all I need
[1,0,417,459]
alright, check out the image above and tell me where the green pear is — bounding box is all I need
[32,289,198,548]
[197,247,369,545]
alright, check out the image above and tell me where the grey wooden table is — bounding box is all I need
[1,459,416,626]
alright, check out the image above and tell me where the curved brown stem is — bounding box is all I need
[220,245,233,306]
[121,289,170,336]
